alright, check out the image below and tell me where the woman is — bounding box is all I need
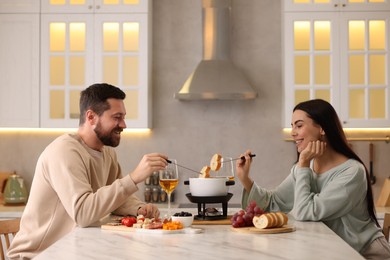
[237,99,390,259]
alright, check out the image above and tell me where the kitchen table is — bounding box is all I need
[35,209,364,260]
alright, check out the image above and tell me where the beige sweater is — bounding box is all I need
[8,134,145,259]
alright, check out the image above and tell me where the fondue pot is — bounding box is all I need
[184,177,235,197]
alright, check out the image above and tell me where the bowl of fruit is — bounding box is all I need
[171,212,194,228]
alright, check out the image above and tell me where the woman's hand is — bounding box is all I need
[236,150,254,192]
[130,153,168,184]
[298,140,326,168]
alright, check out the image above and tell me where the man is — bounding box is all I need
[8,83,168,259]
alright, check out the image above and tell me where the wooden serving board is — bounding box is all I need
[101,224,203,234]
[231,225,296,234]
[192,216,232,225]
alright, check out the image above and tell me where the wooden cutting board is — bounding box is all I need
[101,224,203,234]
[192,216,232,225]
[231,225,296,234]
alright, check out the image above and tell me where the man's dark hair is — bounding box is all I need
[79,83,126,125]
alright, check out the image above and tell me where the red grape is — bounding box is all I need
[232,221,240,228]
[249,201,257,208]
[254,206,264,216]
[244,213,254,226]
[231,201,264,228]
[245,205,254,214]
[236,215,244,225]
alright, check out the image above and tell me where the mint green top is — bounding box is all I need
[241,159,383,253]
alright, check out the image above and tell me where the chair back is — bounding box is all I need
[0,218,20,260]
[383,213,390,241]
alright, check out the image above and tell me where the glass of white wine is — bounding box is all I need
[219,157,235,181]
[159,159,179,219]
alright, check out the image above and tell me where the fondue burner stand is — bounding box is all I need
[185,193,233,220]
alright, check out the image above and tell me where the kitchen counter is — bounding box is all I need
[0,197,24,219]
[35,208,364,260]
[376,206,390,217]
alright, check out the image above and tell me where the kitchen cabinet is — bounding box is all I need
[283,0,390,128]
[40,0,151,128]
[0,2,40,127]
[0,0,40,13]
[0,0,150,129]
[40,0,148,14]
[284,0,390,12]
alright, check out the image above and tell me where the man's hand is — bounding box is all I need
[137,203,160,219]
[130,153,168,184]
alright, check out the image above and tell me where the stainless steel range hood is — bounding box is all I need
[174,0,257,100]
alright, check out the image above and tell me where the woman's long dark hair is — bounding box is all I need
[293,99,380,227]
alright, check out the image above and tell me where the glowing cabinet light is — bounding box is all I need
[284,0,390,129]
[40,0,150,128]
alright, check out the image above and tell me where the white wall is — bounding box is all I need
[1,0,389,207]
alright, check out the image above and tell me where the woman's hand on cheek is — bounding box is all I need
[298,140,326,168]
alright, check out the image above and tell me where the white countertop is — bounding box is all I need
[0,198,24,219]
[35,208,364,260]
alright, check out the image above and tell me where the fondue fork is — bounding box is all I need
[166,159,201,174]
[222,154,256,163]
[166,154,256,174]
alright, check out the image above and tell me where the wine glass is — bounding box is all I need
[159,159,179,219]
[219,157,235,181]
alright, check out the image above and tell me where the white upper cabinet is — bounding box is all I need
[40,0,148,13]
[0,1,40,127]
[283,0,390,128]
[339,12,390,127]
[40,0,151,128]
[0,0,40,13]
[284,0,390,12]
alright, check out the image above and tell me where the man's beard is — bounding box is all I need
[94,121,122,147]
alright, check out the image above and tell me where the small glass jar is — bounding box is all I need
[170,191,175,203]
[152,172,159,186]
[159,187,167,202]
[152,187,159,203]
[145,176,151,186]
[144,187,151,203]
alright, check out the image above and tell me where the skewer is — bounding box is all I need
[222,154,256,163]
[166,159,201,174]
[166,154,256,174]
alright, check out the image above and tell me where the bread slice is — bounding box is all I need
[210,154,222,171]
[276,212,288,227]
[253,214,272,229]
[253,212,289,229]
[269,212,279,227]
[199,166,211,178]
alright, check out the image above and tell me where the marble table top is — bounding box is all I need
[35,208,364,260]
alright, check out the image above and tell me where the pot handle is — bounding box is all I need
[226,180,235,186]
[184,180,235,185]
